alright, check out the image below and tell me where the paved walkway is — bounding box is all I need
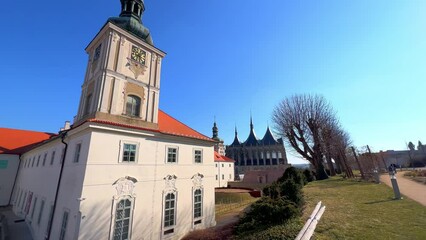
[380,171,426,206]
[0,206,32,240]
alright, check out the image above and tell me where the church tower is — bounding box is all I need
[212,121,226,155]
[74,0,165,129]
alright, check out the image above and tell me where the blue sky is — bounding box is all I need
[1,1,426,164]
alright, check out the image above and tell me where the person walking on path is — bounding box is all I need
[380,170,426,206]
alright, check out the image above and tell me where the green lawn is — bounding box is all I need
[303,178,426,240]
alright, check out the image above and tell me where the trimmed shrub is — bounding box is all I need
[279,179,304,208]
[236,197,300,233]
[277,167,306,186]
[303,169,315,182]
[234,219,303,240]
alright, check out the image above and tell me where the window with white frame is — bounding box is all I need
[194,149,202,163]
[193,189,202,220]
[59,210,69,240]
[74,143,82,163]
[122,143,137,163]
[166,147,178,163]
[164,193,176,229]
[113,199,133,240]
[50,151,56,165]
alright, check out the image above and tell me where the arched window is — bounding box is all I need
[194,189,202,219]
[113,199,133,240]
[164,193,176,228]
[126,95,141,117]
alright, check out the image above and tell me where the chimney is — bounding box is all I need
[60,121,71,132]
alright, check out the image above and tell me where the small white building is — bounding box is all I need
[214,152,235,188]
[5,1,217,239]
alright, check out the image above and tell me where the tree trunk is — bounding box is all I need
[325,155,336,176]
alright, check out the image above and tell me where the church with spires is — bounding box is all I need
[225,117,289,177]
[0,1,217,239]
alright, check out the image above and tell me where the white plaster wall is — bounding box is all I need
[49,129,91,240]
[0,154,20,206]
[77,125,216,240]
[215,162,235,188]
[12,138,64,240]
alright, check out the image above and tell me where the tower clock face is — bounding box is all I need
[131,46,146,65]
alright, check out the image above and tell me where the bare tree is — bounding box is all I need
[272,94,339,180]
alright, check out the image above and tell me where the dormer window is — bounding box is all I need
[126,95,141,117]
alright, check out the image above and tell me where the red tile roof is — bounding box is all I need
[158,110,213,141]
[86,110,214,142]
[0,110,213,155]
[0,128,56,154]
[214,151,235,162]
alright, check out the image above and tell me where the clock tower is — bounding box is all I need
[74,0,165,129]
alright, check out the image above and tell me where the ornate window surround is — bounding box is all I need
[162,174,178,235]
[109,176,138,240]
[191,173,204,227]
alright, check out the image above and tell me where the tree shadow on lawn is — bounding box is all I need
[363,198,395,205]
[310,178,365,189]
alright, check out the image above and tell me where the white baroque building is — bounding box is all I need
[5,1,217,239]
[214,152,235,188]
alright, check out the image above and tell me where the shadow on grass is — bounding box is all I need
[310,178,365,189]
[364,198,395,205]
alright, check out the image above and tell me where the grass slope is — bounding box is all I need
[303,178,426,240]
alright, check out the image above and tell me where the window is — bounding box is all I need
[37,200,45,225]
[32,157,35,167]
[31,197,38,219]
[229,164,231,167]
[37,155,41,167]
[194,149,202,163]
[122,144,137,162]
[221,164,224,167]
[164,193,176,228]
[222,174,224,180]
[167,147,178,163]
[215,164,217,168]
[126,95,141,117]
[193,189,202,219]
[42,153,47,166]
[113,199,133,240]
[59,211,69,240]
[21,192,27,209]
[74,143,81,163]
[215,175,218,180]
[94,44,102,61]
[229,174,232,180]
[17,190,22,207]
[84,94,92,116]
[50,151,56,165]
